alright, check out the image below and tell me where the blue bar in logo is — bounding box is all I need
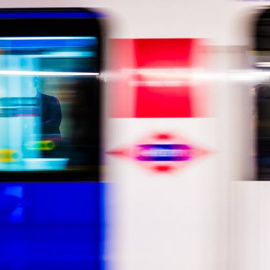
[135,144,192,161]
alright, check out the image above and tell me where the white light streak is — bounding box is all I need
[255,62,270,68]
[130,80,189,87]
[114,68,270,83]
[0,70,99,77]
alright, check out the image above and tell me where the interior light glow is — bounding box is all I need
[0,37,95,40]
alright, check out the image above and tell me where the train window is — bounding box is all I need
[0,8,103,181]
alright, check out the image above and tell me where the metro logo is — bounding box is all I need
[107,132,211,173]
[135,144,192,161]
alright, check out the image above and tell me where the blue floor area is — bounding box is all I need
[0,182,103,270]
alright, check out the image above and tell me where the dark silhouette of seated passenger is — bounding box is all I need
[33,78,62,138]
[40,92,62,137]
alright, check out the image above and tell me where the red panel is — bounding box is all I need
[135,86,191,117]
[108,38,209,118]
[133,39,193,117]
[133,39,193,68]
